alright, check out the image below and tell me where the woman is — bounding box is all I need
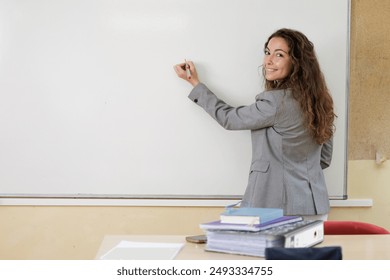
[174,28,335,220]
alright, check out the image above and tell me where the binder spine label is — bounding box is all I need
[285,221,324,248]
[284,223,324,248]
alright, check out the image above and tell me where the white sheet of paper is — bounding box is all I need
[100,241,184,260]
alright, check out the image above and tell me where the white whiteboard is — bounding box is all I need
[0,0,349,199]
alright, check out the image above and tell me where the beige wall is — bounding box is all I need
[1,0,390,260]
[349,0,390,159]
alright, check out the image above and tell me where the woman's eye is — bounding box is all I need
[264,50,270,55]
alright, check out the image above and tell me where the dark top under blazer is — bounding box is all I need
[189,83,332,215]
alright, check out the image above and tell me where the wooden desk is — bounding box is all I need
[96,234,390,260]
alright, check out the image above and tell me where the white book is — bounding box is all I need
[200,216,303,232]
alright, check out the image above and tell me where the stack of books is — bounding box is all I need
[200,207,324,257]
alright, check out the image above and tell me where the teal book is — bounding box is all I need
[220,207,283,225]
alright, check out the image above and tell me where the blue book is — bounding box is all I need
[220,207,283,225]
[200,216,303,232]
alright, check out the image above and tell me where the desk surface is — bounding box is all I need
[96,234,390,260]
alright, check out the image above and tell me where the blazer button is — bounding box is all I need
[194,99,198,103]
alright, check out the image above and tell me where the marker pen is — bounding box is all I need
[185,59,191,79]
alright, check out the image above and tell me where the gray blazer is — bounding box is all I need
[189,83,332,215]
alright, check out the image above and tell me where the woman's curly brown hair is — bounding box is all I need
[263,28,335,144]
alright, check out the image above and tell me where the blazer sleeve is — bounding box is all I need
[188,83,277,131]
[320,137,333,169]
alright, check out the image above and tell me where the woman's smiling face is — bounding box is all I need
[263,37,293,82]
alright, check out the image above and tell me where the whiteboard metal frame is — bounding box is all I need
[0,0,351,203]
